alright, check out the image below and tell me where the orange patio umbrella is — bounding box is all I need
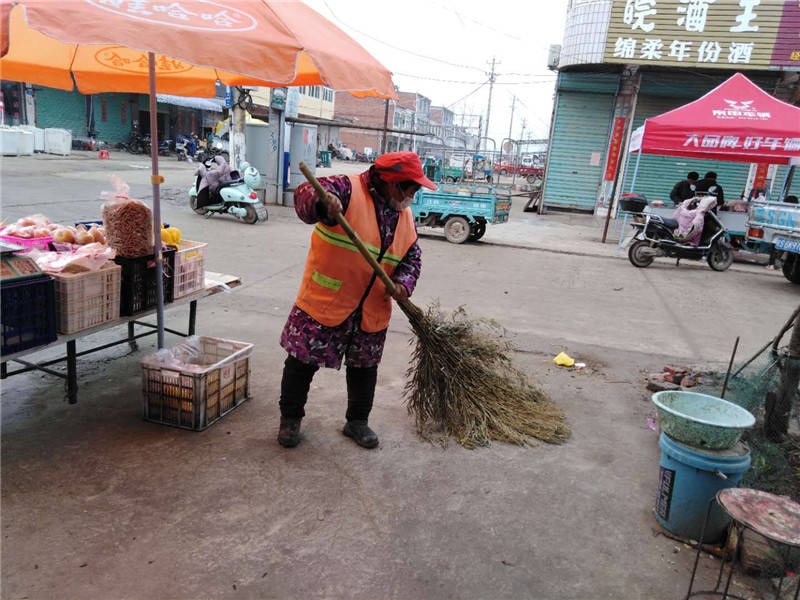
[0,0,397,348]
[0,0,396,97]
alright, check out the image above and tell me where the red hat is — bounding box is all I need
[374,152,437,190]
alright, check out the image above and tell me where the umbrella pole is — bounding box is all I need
[148,52,165,349]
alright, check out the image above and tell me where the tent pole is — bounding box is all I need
[780,165,795,201]
[629,150,642,193]
[148,52,165,349]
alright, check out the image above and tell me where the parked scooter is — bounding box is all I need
[158,138,173,156]
[175,134,197,161]
[188,156,267,224]
[625,193,734,271]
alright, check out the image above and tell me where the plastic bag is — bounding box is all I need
[29,243,116,273]
[101,175,153,258]
[141,336,243,373]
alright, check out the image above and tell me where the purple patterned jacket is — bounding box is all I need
[279,167,422,369]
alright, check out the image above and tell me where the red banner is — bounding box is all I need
[604,117,626,181]
[753,163,770,190]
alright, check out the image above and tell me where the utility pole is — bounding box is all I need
[519,118,527,150]
[507,95,516,161]
[484,57,498,152]
[380,98,389,154]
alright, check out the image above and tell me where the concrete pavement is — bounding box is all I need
[0,151,796,599]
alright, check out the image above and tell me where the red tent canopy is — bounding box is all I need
[630,73,800,164]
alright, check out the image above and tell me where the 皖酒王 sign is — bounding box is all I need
[604,0,800,70]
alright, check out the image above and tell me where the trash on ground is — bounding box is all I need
[553,352,575,367]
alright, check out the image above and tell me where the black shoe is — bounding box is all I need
[342,420,379,449]
[278,417,302,448]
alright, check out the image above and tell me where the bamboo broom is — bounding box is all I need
[299,162,569,448]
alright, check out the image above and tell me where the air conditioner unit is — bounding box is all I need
[547,45,562,70]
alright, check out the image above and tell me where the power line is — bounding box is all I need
[496,72,555,77]
[393,72,555,85]
[445,80,489,109]
[491,80,556,86]
[451,8,524,41]
[320,0,484,73]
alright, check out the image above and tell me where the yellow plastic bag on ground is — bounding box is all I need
[553,352,575,367]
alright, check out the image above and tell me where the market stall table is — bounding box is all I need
[0,272,240,404]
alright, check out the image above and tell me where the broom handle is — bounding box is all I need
[299,162,398,296]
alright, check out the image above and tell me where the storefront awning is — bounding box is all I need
[156,94,225,112]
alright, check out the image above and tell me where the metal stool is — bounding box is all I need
[686,488,800,599]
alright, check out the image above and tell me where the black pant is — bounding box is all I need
[279,355,378,421]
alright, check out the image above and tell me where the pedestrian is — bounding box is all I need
[669,171,698,205]
[277,152,437,449]
[694,171,725,211]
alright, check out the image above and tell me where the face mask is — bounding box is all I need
[389,184,415,211]
[391,197,413,211]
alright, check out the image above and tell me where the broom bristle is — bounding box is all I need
[399,301,570,449]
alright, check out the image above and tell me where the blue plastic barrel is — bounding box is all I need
[655,433,750,543]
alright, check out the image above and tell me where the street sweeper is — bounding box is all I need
[277,152,437,449]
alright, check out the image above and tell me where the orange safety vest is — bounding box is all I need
[295,174,417,333]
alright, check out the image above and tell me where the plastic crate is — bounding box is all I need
[114,248,175,316]
[172,240,207,299]
[141,336,253,431]
[0,234,53,252]
[51,264,121,334]
[1,275,57,355]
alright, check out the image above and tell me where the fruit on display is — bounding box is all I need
[160,227,182,246]
[52,228,76,244]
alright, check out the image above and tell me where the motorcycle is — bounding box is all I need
[624,193,734,271]
[158,139,173,156]
[175,135,197,161]
[188,156,267,224]
[196,136,229,164]
[121,132,150,155]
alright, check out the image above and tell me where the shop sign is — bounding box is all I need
[604,0,800,70]
[85,1,257,32]
[605,117,627,181]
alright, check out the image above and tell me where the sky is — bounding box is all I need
[302,0,570,147]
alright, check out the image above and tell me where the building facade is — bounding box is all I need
[543,0,800,214]
[19,85,225,145]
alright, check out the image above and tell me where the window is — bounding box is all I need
[322,87,334,102]
[298,86,307,95]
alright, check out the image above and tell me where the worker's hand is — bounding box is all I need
[386,282,409,303]
[325,192,342,219]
